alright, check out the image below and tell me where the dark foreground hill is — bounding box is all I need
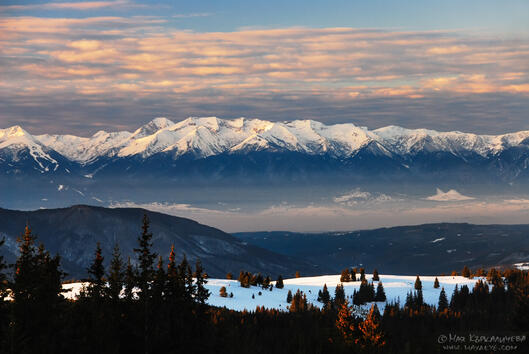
[0,205,320,279]
[234,223,529,275]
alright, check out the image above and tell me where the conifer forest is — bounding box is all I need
[0,215,527,354]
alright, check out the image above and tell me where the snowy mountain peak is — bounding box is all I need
[0,125,58,172]
[0,125,27,138]
[132,117,175,138]
[5,117,529,168]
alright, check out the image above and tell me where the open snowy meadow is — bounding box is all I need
[63,274,484,313]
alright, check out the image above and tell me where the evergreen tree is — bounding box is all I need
[375,281,386,302]
[107,243,124,301]
[226,272,233,280]
[449,285,459,310]
[462,265,471,278]
[152,256,166,302]
[219,286,227,297]
[334,283,346,306]
[414,275,422,290]
[87,242,105,300]
[194,260,210,304]
[295,271,301,278]
[416,289,424,306]
[356,304,386,350]
[438,287,448,311]
[12,226,65,354]
[433,277,440,289]
[320,284,331,306]
[13,225,38,303]
[166,245,184,301]
[178,254,195,302]
[372,268,380,281]
[336,300,355,345]
[262,275,271,289]
[275,275,284,289]
[124,257,135,301]
[133,214,157,301]
[340,268,351,282]
[351,268,357,281]
[286,290,293,303]
[360,268,366,281]
[289,290,308,312]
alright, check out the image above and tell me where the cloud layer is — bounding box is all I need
[1,13,528,134]
[111,197,529,233]
[425,188,475,202]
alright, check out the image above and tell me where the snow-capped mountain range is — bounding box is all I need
[2,117,529,168]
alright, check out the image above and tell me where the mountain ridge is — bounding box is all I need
[4,117,529,167]
[0,204,320,279]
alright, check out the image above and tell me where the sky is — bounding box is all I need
[1,0,529,136]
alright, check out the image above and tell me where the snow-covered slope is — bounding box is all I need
[62,273,484,313]
[0,125,59,172]
[2,117,529,173]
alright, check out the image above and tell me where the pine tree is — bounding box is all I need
[433,277,440,289]
[334,283,345,306]
[226,272,233,280]
[133,214,157,302]
[275,275,284,289]
[262,275,271,289]
[340,268,351,282]
[178,254,195,302]
[289,290,308,312]
[414,275,422,290]
[416,289,424,306]
[87,242,106,300]
[438,287,448,311]
[462,265,471,278]
[355,304,386,350]
[219,286,227,297]
[360,268,366,282]
[350,268,357,281]
[449,284,459,310]
[107,243,124,301]
[194,260,210,304]
[336,300,355,345]
[320,284,331,306]
[372,269,380,281]
[124,257,135,301]
[375,281,386,302]
[286,290,293,303]
[12,226,64,354]
[166,245,184,301]
[295,271,301,278]
[13,225,38,303]
[152,256,166,302]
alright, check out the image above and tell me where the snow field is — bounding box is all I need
[62,274,484,313]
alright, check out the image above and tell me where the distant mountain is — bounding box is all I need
[3,117,529,209]
[0,205,320,279]
[1,117,529,180]
[234,223,529,275]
